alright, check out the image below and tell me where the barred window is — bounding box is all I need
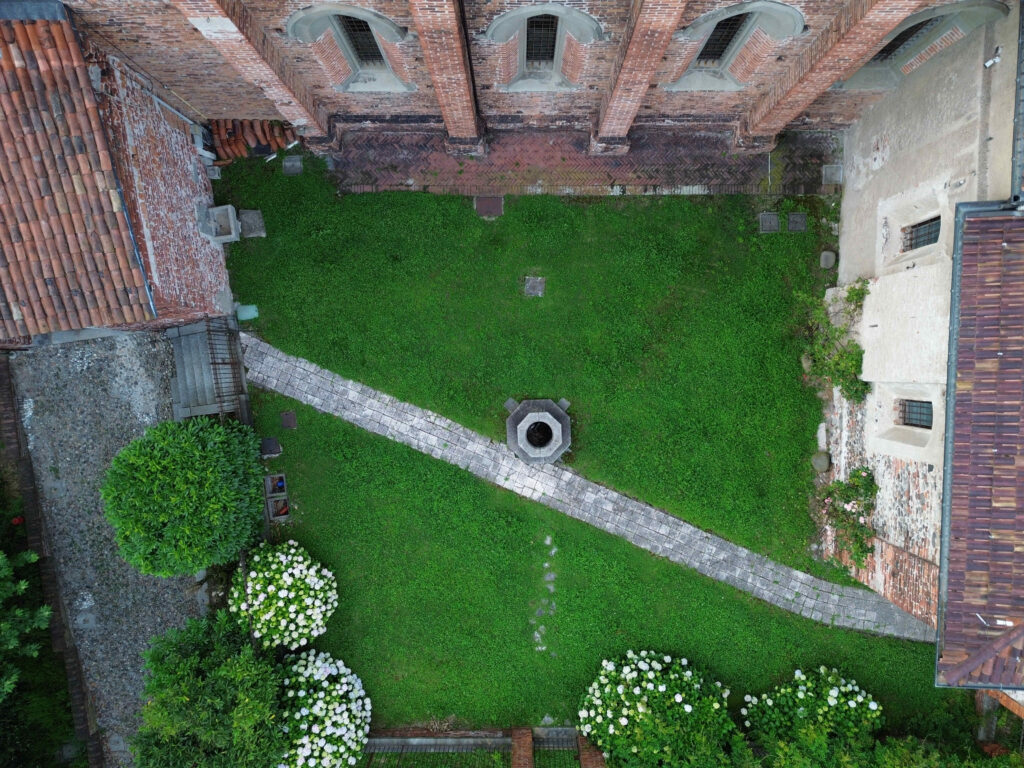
[339,15,385,66]
[898,399,933,429]
[696,13,750,66]
[526,14,559,70]
[901,216,941,251]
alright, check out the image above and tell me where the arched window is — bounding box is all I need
[286,4,415,93]
[833,0,1008,91]
[665,1,804,92]
[484,4,604,92]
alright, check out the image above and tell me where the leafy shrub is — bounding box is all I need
[133,611,289,768]
[102,418,264,576]
[578,650,736,768]
[0,548,51,703]
[800,292,870,403]
[281,650,372,768]
[844,279,870,311]
[819,468,878,568]
[743,667,882,753]
[229,540,339,650]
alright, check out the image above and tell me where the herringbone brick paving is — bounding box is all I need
[242,334,933,642]
[326,128,838,196]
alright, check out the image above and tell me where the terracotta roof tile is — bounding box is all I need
[938,211,1024,690]
[0,3,152,340]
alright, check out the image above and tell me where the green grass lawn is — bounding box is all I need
[220,156,834,576]
[254,391,966,736]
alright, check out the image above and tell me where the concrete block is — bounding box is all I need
[283,155,303,176]
[239,209,266,238]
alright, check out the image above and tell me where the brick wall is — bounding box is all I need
[408,0,480,139]
[510,729,534,768]
[901,24,964,74]
[312,29,353,86]
[561,32,586,84]
[728,26,773,84]
[97,51,230,324]
[491,34,519,85]
[578,735,606,768]
[66,0,969,143]
[745,0,932,137]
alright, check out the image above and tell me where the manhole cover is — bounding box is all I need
[787,213,807,232]
[759,212,780,233]
[822,164,843,185]
[475,196,504,219]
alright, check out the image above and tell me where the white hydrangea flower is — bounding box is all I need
[228,541,339,650]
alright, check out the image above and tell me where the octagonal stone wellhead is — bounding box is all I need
[504,398,572,465]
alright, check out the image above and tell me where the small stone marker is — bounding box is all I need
[759,212,780,233]
[260,437,282,459]
[281,410,297,429]
[525,276,545,297]
[816,422,827,451]
[239,209,266,238]
[205,165,222,180]
[811,451,831,473]
[820,250,837,269]
[787,213,807,232]
[282,155,303,176]
[474,195,504,219]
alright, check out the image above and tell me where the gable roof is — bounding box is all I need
[0,0,152,343]
[937,207,1024,690]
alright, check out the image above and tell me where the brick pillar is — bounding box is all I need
[578,735,606,768]
[593,0,689,154]
[510,729,534,768]
[407,0,483,152]
[743,0,927,138]
[167,0,325,136]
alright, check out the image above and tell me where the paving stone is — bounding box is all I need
[240,334,934,643]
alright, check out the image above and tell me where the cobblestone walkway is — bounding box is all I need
[242,335,933,642]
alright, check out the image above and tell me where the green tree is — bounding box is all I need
[0,548,50,703]
[133,611,288,768]
[101,418,263,576]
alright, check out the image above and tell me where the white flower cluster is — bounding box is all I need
[279,650,372,768]
[578,650,733,765]
[742,666,881,738]
[228,540,339,650]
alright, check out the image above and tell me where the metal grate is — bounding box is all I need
[526,14,559,69]
[872,18,939,62]
[205,316,251,424]
[902,215,941,251]
[696,13,750,66]
[899,399,933,429]
[340,15,385,66]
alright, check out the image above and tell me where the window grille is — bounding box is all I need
[899,399,933,429]
[526,14,559,70]
[696,13,750,66]
[901,216,941,251]
[340,15,385,66]
[872,18,939,62]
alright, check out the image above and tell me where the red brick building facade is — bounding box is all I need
[63,0,1008,151]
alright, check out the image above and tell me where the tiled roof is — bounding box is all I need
[0,1,152,342]
[938,210,1024,689]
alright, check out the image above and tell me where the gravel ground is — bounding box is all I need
[11,332,206,767]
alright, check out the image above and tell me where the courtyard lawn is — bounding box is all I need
[253,391,964,734]
[220,156,834,576]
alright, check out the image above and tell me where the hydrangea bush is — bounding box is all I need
[578,650,736,768]
[229,540,339,650]
[742,667,882,750]
[280,650,372,768]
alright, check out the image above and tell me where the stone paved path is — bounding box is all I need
[242,335,933,642]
